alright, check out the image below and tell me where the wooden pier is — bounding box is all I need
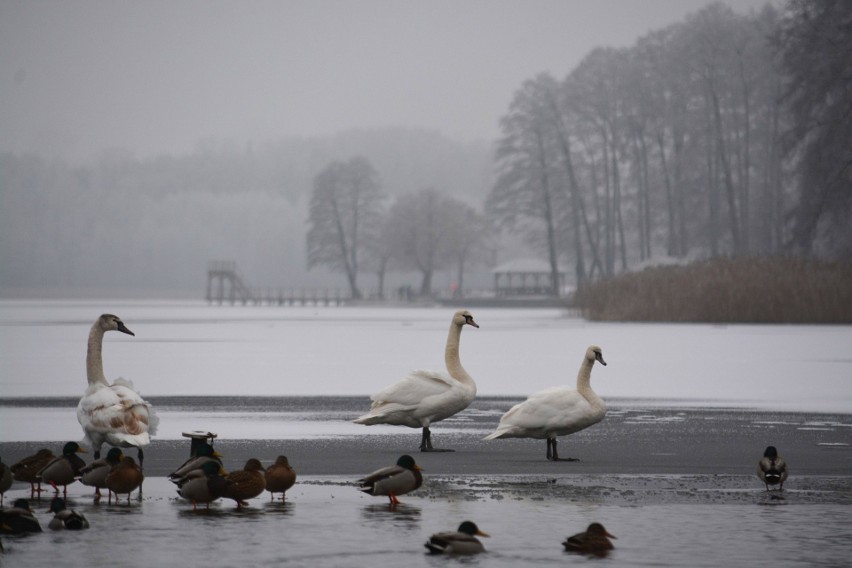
[205,261,348,306]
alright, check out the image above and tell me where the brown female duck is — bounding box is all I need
[264,455,297,501]
[104,456,144,504]
[11,448,55,499]
[562,522,616,557]
[223,458,266,509]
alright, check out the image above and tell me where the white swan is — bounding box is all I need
[354,309,479,452]
[484,345,607,461]
[76,314,158,469]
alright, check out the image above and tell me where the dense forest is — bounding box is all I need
[1,1,849,298]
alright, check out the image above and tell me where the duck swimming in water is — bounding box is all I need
[562,522,616,557]
[48,497,89,530]
[425,521,489,555]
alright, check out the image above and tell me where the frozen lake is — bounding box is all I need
[1,301,851,566]
[1,299,850,411]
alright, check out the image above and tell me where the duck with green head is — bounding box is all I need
[48,497,89,530]
[177,461,229,511]
[425,521,489,555]
[38,442,87,498]
[0,499,42,534]
[757,446,788,491]
[168,443,223,484]
[358,454,423,507]
[79,447,124,501]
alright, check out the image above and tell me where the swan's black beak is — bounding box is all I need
[117,322,135,336]
[465,315,479,328]
[595,352,606,366]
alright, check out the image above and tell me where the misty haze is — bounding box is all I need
[4,0,848,302]
[0,2,850,567]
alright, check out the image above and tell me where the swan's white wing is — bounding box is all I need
[77,380,157,448]
[354,370,466,427]
[485,387,594,439]
[370,370,458,407]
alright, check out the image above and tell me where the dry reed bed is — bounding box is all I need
[576,257,852,323]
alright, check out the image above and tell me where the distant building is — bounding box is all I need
[491,258,566,297]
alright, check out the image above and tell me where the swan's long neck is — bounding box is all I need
[575,358,601,405]
[86,323,109,386]
[445,322,475,392]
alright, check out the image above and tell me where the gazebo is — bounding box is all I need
[491,258,566,297]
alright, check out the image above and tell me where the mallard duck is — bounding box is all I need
[47,497,89,530]
[104,456,144,504]
[38,442,87,497]
[264,455,297,501]
[485,345,607,461]
[223,458,266,509]
[168,443,223,484]
[358,454,423,506]
[0,457,12,507]
[11,448,55,499]
[425,521,489,555]
[77,314,158,470]
[0,499,42,534]
[354,310,479,452]
[757,446,788,491]
[80,447,124,500]
[562,522,616,557]
[177,461,229,511]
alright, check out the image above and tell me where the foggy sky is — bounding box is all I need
[0,0,774,164]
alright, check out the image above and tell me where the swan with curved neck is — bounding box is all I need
[77,314,158,477]
[484,345,607,461]
[354,309,479,452]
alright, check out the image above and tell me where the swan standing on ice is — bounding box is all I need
[484,345,607,461]
[354,309,479,452]
[77,314,158,473]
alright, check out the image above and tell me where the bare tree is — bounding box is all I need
[383,188,472,297]
[487,74,570,295]
[306,157,385,299]
[442,202,492,297]
[778,0,852,257]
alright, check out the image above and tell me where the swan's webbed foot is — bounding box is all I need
[546,438,579,462]
[419,427,455,452]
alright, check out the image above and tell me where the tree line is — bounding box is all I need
[307,1,851,299]
[486,0,851,292]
